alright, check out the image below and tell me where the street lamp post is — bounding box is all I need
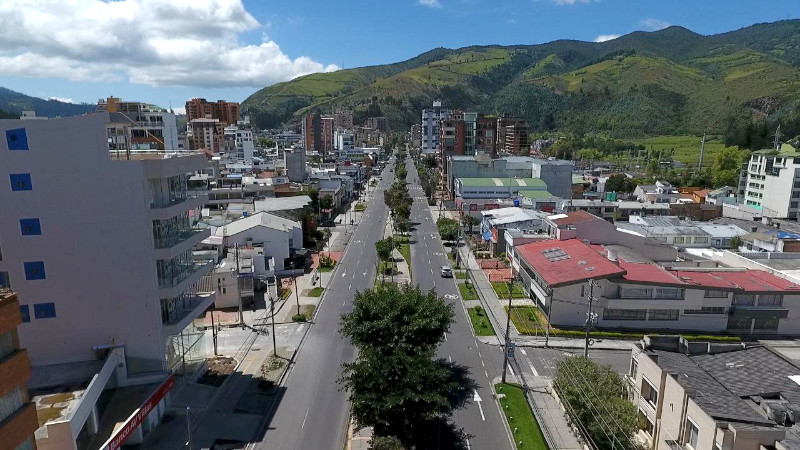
[501,277,515,384]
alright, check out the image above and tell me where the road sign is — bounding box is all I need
[507,342,516,359]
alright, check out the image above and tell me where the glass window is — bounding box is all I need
[753,317,780,330]
[704,290,728,298]
[19,218,41,236]
[33,302,56,319]
[637,410,654,436]
[648,309,679,320]
[19,305,29,323]
[727,316,751,331]
[6,128,29,151]
[630,358,638,379]
[686,419,699,450]
[758,294,783,307]
[0,386,23,423]
[684,307,726,315]
[0,331,14,360]
[603,309,647,320]
[642,378,658,406]
[9,173,32,191]
[733,294,756,306]
[0,271,10,288]
[15,437,35,450]
[23,261,46,281]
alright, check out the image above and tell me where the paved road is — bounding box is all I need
[405,159,513,449]
[514,347,633,379]
[252,158,396,450]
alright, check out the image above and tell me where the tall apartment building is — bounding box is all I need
[496,116,529,154]
[333,109,353,129]
[187,118,222,152]
[742,143,800,219]
[0,114,214,370]
[476,115,497,157]
[410,124,421,148]
[185,98,240,125]
[439,118,466,161]
[223,125,254,161]
[335,129,354,150]
[99,97,179,151]
[421,101,451,154]
[0,290,37,450]
[321,116,335,155]
[302,113,321,152]
[365,116,389,133]
[284,148,307,183]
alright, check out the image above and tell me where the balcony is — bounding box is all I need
[162,292,216,336]
[154,228,210,261]
[158,259,214,300]
[0,402,37,449]
[149,191,208,220]
[0,349,31,389]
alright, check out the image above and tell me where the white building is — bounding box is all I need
[0,114,214,370]
[421,100,451,154]
[224,125,254,161]
[334,128,354,151]
[207,212,303,273]
[743,144,800,218]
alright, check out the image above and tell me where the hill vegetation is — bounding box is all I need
[243,20,800,140]
[0,87,95,118]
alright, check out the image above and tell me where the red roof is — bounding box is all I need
[550,210,602,226]
[619,260,685,285]
[664,269,800,292]
[516,239,626,287]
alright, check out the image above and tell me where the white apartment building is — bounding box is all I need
[421,100,451,154]
[335,128,354,150]
[0,114,214,371]
[224,125,254,161]
[742,144,800,218]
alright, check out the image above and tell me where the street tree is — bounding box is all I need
[320,194,334,211]
[375,238,394,279]
[437,217,459,241]
[713,147,749,187]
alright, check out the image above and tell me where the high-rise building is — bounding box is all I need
[439,118,466,161]
[503,123,530,155]
[365,117,389,133]
[742,143,800,218]
[321,116,335,155]
[284,148,307,182]
[333,110,353,129]
[0,289,37,450]
[476,115,498,157]
[0,114,214,369]
[410,124,421,148]
[99,97,179,151]
[335,128,354,150]
[185,98,240,126]
[223,125,255,161]
[187,118,221,152]
[421,101,451,154]
[302,113,321,152]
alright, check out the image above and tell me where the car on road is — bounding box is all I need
[440,266,453,278]
[320,220,336,227]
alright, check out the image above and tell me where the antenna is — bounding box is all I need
[774,124,783,150]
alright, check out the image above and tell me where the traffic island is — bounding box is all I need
[467,306,495,336]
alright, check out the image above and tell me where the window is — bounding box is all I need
[0,271,9,288]
[0,331,14,359]
[603,308,647,320]
[733,294,756,306]
[684,307,726,315]
[673,236,685,244]
[23,261,46,280]
[0,386,24,423]
[33,302,56,319]
[630,358,638,379]
[758,294,783,307]
[9,173,32,191]
[648,309,679,320]
[727,316,751,331]
[19,305,29,323]
[6,128,28,151]
[704,290,728,298]
[642,378,658,406]
[637,410,654,436]
[686,419,699,450]
[753,317,780,330]
[15,437,35,450]
[693,237,709,244]
[19,218,41,236]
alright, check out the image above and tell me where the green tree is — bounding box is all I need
[554,357,639,450]
[437,217,459,241]
[576,148,604,161]
[461,215,479,235]
[320,194,334,211]
[712,147,749,187]
[339,284,472,447]
[605,173,636,193]
[370,436,405,450]
[375,238,394,276]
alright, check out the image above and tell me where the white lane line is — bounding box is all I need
[473,390,485,421]
[444,333,448,341]
[348,283,352,290]
[301,408,310,428]
[509,365,515,379]
[343,301,346,307]
[520,349,527,356]
[484,369,489,379]
[529,363,539,377]
[341,271,346,278]
[448,355,452,363]
[480,360,485,368]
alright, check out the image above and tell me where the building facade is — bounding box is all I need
[100,97,179,152]
[223,126,254,161]
[284,148,307,182]
[0,290,38,450]
[421,101,451,154]
[742,144,800,218]
[321,116,335,155]
[0,114,214,370]
[302,113,321,152]
[185,98,240,125]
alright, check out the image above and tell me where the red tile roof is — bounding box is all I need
[549,210,602,226]
[619,260,685,285]
[516,239,626,287]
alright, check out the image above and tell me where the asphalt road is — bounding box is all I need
[252,158,396,450]
[514,347,633,379]
[405,158,513,449]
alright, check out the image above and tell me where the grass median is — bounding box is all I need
[468,306,495,336]
[308,287,324,297]
[394,234,411,279]
[495,383,548,450]
[458,282,478,300]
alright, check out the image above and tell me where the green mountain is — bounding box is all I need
[0,87,95,118]
[243,20,800,137]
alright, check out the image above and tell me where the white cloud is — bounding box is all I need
[0,0,338,88]
[594,34,621,43]
[639,18,670,31]
[554,0,592,5]
[49,96,74,103]
[418,0,442,8]
[172,106,187,115]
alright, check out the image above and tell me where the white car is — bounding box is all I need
[440,266,453,278]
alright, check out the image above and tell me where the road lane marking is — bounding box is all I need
[341,272,346,278]
[484,369,489,379]
[520,349,527,356]
[473,391,485,421]
[301,408,310,428]
[529,363,539,377]
[444,333,448,341]
[348,283,352,290]
[448,355,452,363]
[509,365,515,378]
[480,360,485,368]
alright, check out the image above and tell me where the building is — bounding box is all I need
[476,115,498,157]
[223,125,254,161]
[100,97,179,152]
[496,116,528,154]
[635,181,682,203]
[365,116,389,133]
[630,336,800,450]
[321,116,335,155]
[185,98,240,125]
[335,129,354,151]
[208,212,302,274]
[531,158,573,199]
[446,155,538,198]
[187,118,222,152]
[439,118,466,159]
[480,207,549,255]
[0,114,214,369]
[421,101,451,154]
[742,144,800,218]
[616,216,747,249]
[559,199,617,222]
[284,148,307,183]
[454,177,556,216]
[410,124,421,148]
[0,289,38,450]
[513,234,800,335]
[333,109,353,129]
[302,113,321,152]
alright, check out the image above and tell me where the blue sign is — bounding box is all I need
[507,342,516,359]
[513,198,520,207]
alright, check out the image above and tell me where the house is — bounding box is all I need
[629,336,800,450]
[558,199,617,221]
[480,207,549,255]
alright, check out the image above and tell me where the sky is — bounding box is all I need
[0,0,798,112]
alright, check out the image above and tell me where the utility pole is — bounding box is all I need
[270,286,277,358]
[235,243,244,328]
[698,133,706,171]
[544,287,553,349]
[186,406,192,450]
[210,308,218,356]
[293,260,301,316]
[584,279,597,358]
[501,278,514,384]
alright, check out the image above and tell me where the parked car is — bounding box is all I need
[440,266,453,278]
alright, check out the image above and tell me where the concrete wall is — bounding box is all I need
[0,114,165,365]
[532,160,572,199]
[223,225,301,271]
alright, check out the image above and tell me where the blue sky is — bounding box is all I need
[0,0,797,111]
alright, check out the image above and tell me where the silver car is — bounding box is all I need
[440,266,453,278]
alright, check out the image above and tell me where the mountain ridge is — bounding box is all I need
[243,19,800,137]
[0,87,95,118]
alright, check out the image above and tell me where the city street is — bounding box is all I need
[250,158,396,450]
